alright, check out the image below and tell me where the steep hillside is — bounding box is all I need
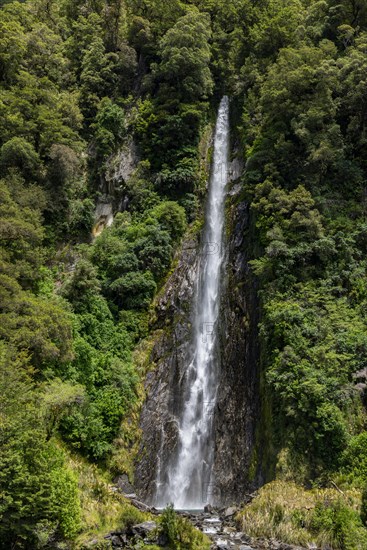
[1,0,367,548]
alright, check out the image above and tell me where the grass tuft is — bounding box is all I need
[237,480,367,549]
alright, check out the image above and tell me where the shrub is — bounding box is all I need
[342,433,367,483]
[120,507,146,530]
[310,499,367,550]
[109,271,157,309]
[0,137,41,180]
[148,201,187,242]
[238,480,367,548]
[159,505,211,550]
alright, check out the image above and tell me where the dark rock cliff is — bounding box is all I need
[212,190,262,505]
[134,176,262,506]
[134,232,200,501]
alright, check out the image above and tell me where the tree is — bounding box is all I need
[148,201,187,242]
[0,12,26,84]
[153,11,213,102]
[109,270,156,308]
[133,224,173,279]
[47,144,80,187]
[325,0,367,37]
[0,175,45,284]
[0,137,41,181]
[61,258,101,307]
[0,343,81,547]
[91,97,126,160]
[128,16,153,57]
[79,37,118,119]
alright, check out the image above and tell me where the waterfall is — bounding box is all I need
[156,97,230,509]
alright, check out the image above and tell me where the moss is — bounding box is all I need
[247,446,259,484]
[109,333,159,480]
[198,122,214,196]
[256,361,277,482]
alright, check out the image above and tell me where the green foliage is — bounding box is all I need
[119,506,147,530]
[159,505,211,550]
[109,270,157,308]
[148,201,187,242]
[91,98,126,160]
[259,285,367,470]
[61,258,101,306]
[0,344,81,548]
[310,499,367,550]
[133,98,205,178]
[0,175,74,370]
[79,36,118,119]
[0,174,45,283]
[3,0,367,545]
[41,378,86,439]
[160,505,179,546]
[0,0,208,546]
[0,137,41,179]
[153,11,213,102]
[58,275,140,458]
[233,0,367,482]
[61,373,138,459]
[156,155,200,195]
[90,202,183,312]
[342,434,367,483]
[239,481,367,549]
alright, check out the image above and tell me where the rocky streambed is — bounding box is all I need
[102,486,308,550]
[178,507,304,550]
[179,508,308,550]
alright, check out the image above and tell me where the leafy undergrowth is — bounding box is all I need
[158,506,211,550]
[65,451,148,548]
[64,452,210,550]
[108,332,159,479]
[238,481,367,549]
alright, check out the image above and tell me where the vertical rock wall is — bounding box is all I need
[134,234,201,502]
[134,174,262,507]
[212,191,262,505]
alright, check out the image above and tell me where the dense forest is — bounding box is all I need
[1,0,367,548]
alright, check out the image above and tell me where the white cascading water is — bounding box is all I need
[156,96,230,509]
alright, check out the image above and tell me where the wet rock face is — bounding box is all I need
[134,181,261,506]
[212,196,261,505]
[134,236,200,502]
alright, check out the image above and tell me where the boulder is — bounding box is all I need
[224,506,237,518]
[114,474,135,495]
[111,534,124,547]
[105,531,128,547]
[131,520,157,538]
[216,539,229,549]
[130,498,151,512]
